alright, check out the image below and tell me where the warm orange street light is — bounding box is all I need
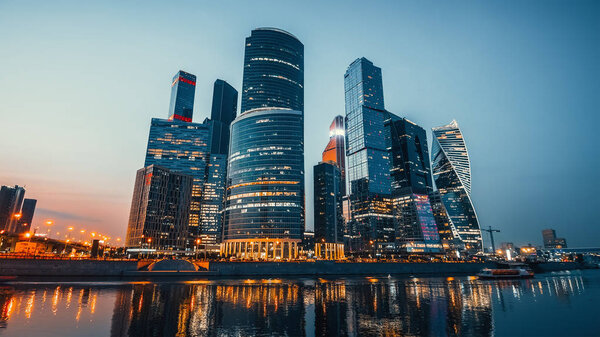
[24,232,31,238]
[91,232,96,237]
[14,213,22,219]
[147,238,152,243]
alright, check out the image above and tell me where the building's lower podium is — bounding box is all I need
[221,239,301,260]
[315,243,345,260]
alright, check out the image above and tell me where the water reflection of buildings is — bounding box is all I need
[0,274,589,336]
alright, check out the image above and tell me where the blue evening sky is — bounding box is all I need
[0,0,598,247]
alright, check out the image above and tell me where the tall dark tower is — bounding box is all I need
[209,79,238,155]
[241,28,304,113]
[168,70,196,122]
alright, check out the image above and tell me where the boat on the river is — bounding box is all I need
[477,263,534,279]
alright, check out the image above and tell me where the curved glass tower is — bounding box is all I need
[222,108,304,259]
[241,28,304,113]
[431,120,482,253]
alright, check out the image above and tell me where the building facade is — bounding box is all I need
[313,162,344,259]
[144,118,211,245]
[168,70,196,122]
[344,58,394,252]
[126,165,193,251]
[15,198,36,234]
[222,108,305,259]
[241,28,304,113]
[431,120,483,253]
[385,116,441,253]
[0,185,25,233]
[322,115,346,195]
[209,79,238,155]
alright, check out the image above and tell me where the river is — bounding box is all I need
[0,270,598,336]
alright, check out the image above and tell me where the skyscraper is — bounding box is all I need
[241,28,304,113]
[144,118,211,244]
[322,115,346,195]
[0,185,25,232]
[431,120,482,253]
[222,108,305,259]
[16,198,36,234]
[221,27,304,260]
[209,79,238,155]
[168,70,196,122]
[344,58,394,252]
[126,165,193,250]
[385,116,441,252]
[313,162,344,259]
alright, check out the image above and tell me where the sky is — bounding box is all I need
[0,0,598,247]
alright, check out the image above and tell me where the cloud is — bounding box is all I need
[35,208,101,223]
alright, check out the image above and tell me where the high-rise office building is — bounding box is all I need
[126,165,193,250]
[0,185,25,232]
[431,120,482,253]
[542,229,567,249]
[209,79,238,155]
[344,58,394,252]
[322,115,346,195]
[385,116,433,195]
[222,108,305,259]
[168,70,196,122]
[15,198,36,234]
[241,28,304,113]
[313,162,344,259]
[144,118,211,244]
[429,191,463,251]
[385,116,441,252]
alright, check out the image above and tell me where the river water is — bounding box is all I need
[0,270,598,336]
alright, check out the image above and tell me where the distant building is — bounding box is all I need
[241,28,304,113]
[542,229,567,249]
[0,185,25,233]
[344,58,394,253]
[168,70,196,122]
[429,191,463,252]
[431,121,483,253]
[126,165,193,251]
[16,198,36,234]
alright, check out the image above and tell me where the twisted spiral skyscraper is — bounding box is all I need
[431,120,482,253]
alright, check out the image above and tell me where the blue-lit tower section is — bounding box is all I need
[241,28,304,113]
[168,70,196,122]
[222,108,304,259]
[385,116,441,253]
[431,120,482,253]
[344,57,394,252]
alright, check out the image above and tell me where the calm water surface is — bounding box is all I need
[0,270,598,336]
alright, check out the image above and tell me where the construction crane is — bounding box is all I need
[482,226,501,254]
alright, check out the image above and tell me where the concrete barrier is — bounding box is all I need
[0,258,138,276]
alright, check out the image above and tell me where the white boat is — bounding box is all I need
[477,263,534,279]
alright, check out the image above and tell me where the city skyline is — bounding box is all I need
[1,1,598,247]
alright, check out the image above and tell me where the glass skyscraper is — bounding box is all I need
[313,162,344,243]
[168,70,196,122]
[144,118,211,244]
[222,108,305,259]
[0,185,25,233]
[385,116,441,252]
[126,165,193,250]
[16,198,36,234]
[344,58,394,252]
[210,79,238,155]
[322,115,346,195]
[431,120,482,253]
[241,28,304,113]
